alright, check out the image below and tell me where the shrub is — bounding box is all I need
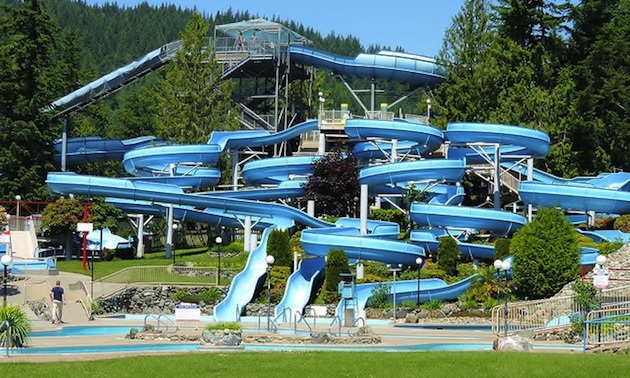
[324,249,349,293]
[206,322,241,331]
[366,283,391,309]
[494,238,511,260]
[437,237,460,276]
[266,229,292,267]
[421,300,444,311]
[370,209,408,230]
[614,214,630,233]
[597,241,624,256]
[0,305,32,347]
[356,273,385,284]
[511,207,581,299]
[420,262,448,281]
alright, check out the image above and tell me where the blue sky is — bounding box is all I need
[84,1,464,57]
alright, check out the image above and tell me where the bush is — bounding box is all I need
[614,214,630,233]
[511,207,581,299]
[370,209,408,230]
[266,229,292,267]
[324,249,349,293]
[206,322,241,331]
[421,300,444,311]
[437,237,460,276]
[494,238,511,261]
[0,305,31,347]
[171,288,223,304]
[366,283,390,309]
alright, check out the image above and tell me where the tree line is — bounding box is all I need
[0,0,628,202]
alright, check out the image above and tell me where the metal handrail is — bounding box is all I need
[328,315,341,336]
[273,307,292,325]
[293,311,313,335]
[347,317,366,337]
[143,314,177,334]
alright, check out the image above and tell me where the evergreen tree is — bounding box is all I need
[432,0,498,125]
[0,0,68,199]
[266,229,292,268]
[437,236,460,276]
[154,12,239,144]
[322,248,349,303]
[511,207,581,299]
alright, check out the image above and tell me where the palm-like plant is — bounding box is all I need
[0,305,32,347]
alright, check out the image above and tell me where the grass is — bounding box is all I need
[56,247,248,280]
[2,351,629,377]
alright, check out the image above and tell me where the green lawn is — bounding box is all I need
[56,247,248,280]
[2,351,628,377]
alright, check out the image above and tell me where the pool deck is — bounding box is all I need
[1,271,583,362]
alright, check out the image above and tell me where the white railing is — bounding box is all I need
[584,302,630,347]
[492,284,630,336]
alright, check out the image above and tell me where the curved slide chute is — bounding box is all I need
[208,120,318,150]
[410,203,526,236]
[336,275,479,320]
[519,181,630,214]
[214,227,275,321]
[274,256,326,319]
[445,123,550,163]
[289,46,445,88]
[345,118,444,155]
[53,136,159,166]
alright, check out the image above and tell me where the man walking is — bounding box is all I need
[50,280,66,324]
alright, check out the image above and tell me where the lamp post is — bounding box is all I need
[15,195,21,219]
[494,259,512,337]
[265,255,275,332]
[88,244,96,299]
[171,223,178,266]
[415,257,423,306]
[426,98,431,121]
[593,254,609,343]
[387,263,402,321]
[1,254,12,307]
[215,236,223,285]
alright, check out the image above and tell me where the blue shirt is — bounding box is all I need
[51,286,64,301]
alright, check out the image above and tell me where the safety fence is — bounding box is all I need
[584,302,630,348]
[492,284,630,336]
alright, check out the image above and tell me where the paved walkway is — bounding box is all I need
[1,271,582,362]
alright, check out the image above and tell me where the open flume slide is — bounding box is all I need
[335,276,479,322]
[445,123,551,163]
[288,46,445,88]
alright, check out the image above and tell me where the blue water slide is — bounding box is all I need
[358,159,466,188]
[214,227,275,321]
[289,46,445,88]
[519,181,630,214]
[274,256,326,319]
[242,156,318,186]
[578,229,630,244]
[504,162,630,191]
[410,203,526,236]
[334,218,400,238]
[300,227,425,266]
[53,136,160,166]
[46,173,333,230]
[335,275,479,320]
[345,119,444,155]
[410,229,495,261]
[208,120,319,150]
[352,140,427,160]
[445,123,550,163]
